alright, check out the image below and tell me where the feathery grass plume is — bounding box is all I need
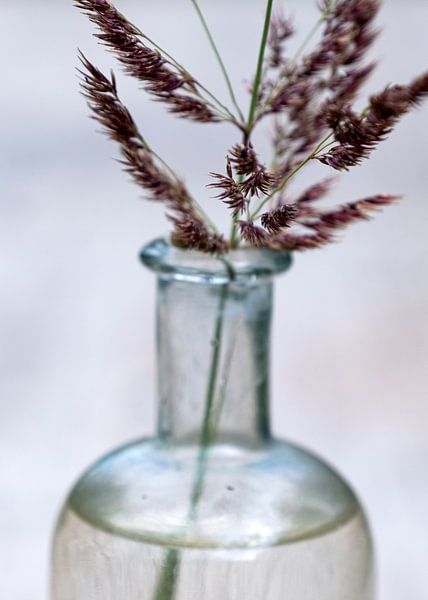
[410,73,428,100]
[230,144,277,198]
[303,0,380,91]
[318,73,428,170]
[229,144,259,176]
[300,195,401,232]
[263,0,380,116]
[268,10,294,69]
[241,168,277,198]
[269,194,399,250]
[74,0,221,123]
[295,178,337,206]
[78,53,226,253]
[329,62,377,105]
[208,160,247,217]
[209,144,276,217]
[238,221,269,247]
[74,0,428,254]
[261,194,398,250]
[169,217,228,254]
[265,0,380,182]
[261,204,298,233]
[267,230,333,251]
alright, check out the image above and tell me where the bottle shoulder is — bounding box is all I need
[65,437,368,549]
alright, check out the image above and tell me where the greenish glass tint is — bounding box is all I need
[51,239,374,600]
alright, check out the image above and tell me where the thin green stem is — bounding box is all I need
[189,281,230,515]
[229,173,245,248]
[152,550,180,600]
[230,0,276,248]
[211,318,240,432]
[316,138,336,155]
[229,215,240,248]
[247,0,275,134]
[152,263,236,600]
[250,133,334,220]
[190,0,245,123]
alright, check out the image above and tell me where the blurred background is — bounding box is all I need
[1,0,427,598]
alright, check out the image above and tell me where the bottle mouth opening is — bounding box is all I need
[140,238,292,284]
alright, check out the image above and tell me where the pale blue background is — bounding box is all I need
[1,1,427,598]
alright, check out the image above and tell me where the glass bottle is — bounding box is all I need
[51,238,374,600]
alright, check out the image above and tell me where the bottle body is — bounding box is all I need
[51,240,374,599]
[52,438,374,600]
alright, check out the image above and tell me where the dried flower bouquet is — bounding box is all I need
[76,0,428,256]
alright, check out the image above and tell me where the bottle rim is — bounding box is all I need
[140,237,292,284]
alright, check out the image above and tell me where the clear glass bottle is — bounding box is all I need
[51,239,374,600]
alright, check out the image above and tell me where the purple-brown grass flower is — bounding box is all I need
[240,168,276,198]
[319,74,428,171]
[170,217,228,254]
[268,10,294,69]
[261,205,298,233]
[267,231,333,251]
[209,147,276,215]
[74,0,220,123]
[238,221,269,247]
[264,0,381,183]
[74,0,428,254]
[295,178,337,205]
[267,194,399,250]
[208,160,247,217]
[78,53,226,253]
[301,195,401,232]
[229,144,260,176]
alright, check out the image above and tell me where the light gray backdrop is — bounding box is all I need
[1,1,427,598]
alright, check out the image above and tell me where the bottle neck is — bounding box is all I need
[156,274,273,447]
